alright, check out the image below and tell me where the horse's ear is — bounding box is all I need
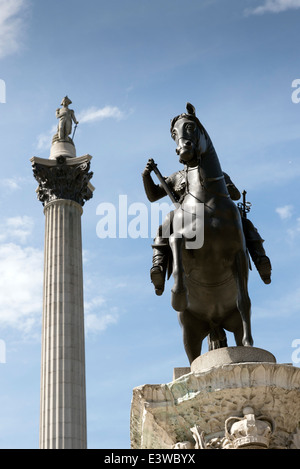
[186,102,196,116]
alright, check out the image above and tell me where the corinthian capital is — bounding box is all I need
[31,155,94,207]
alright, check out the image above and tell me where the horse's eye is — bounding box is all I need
[186,124,195,132]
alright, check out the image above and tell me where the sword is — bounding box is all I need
[72,123,78,141]
[148,158,179,204]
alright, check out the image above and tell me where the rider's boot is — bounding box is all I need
[242,218,272,284]
[150,245,168,296]
[247,240,272,284]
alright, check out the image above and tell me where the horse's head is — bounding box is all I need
[170,103,208,164]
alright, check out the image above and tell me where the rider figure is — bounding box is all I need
[142,155,272,296]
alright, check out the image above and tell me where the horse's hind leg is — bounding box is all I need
[233,250,253,347]
[178,311,209,364]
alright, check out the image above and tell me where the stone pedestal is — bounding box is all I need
[130,347,300,449]
[50,141,76,159]
[31,150,94,449]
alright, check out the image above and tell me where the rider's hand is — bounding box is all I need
[142,159,154,177]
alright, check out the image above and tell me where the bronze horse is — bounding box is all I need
[163,104,253,364]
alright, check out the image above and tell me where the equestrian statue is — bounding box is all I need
[142,103,271,364]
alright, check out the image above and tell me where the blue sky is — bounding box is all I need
[0,0,300,449]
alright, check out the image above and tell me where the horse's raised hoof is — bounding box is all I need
[171,288,188,312]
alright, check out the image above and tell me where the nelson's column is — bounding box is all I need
[31,97,94,449]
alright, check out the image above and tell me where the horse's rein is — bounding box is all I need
[185,163,230,200]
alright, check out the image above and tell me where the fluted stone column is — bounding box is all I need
[31,153,94,449]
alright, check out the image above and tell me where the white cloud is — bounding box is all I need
[0,215,119,337]
[36,124,56,151]
[273,207,300,241]
[0,215,43,334]
[0,243,43,333]
[246,0,300,15]
[276,205,294,220]
[0,215,120,337]
[84,296,119,334]
[0,215,34,244]
[287,217,300,239]
[0,0,28,59]
[36,106,127,151]
[85,311,119,333]
[77,105,126,124]
[0,177,23,191]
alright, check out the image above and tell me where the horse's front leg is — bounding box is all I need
[169,234,188,311]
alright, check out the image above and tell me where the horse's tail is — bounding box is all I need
[207,327,228,351]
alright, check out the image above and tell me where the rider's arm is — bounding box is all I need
[71,110,79,125]
[142,161,167,202]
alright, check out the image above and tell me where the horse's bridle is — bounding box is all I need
[174,121,229,200]
[185,159,230,200]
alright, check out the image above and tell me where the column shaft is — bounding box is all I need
[39,199,87,449]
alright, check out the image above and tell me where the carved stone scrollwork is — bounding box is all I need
[32,155,94,207]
